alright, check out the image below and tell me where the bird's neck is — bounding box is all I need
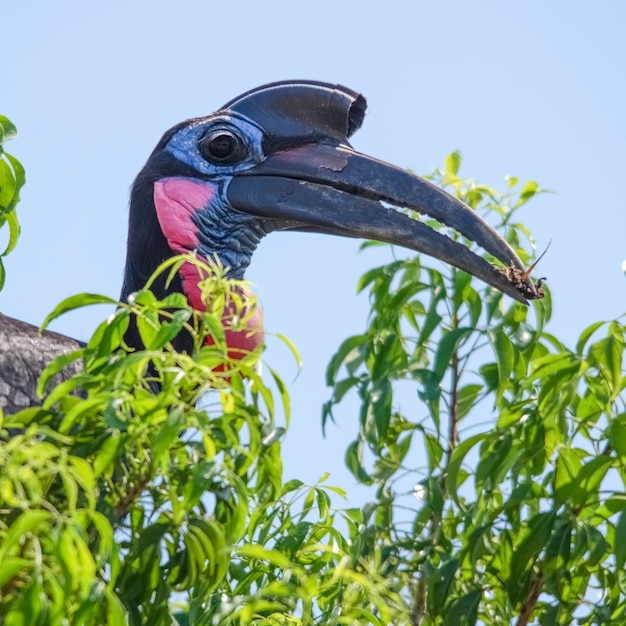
[177,259,264,358]
[121,171,270,356]
[153,177,272,280]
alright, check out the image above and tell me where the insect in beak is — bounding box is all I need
[501,240,551,299]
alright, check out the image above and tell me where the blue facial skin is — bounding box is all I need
[163,113,275,280]
[164,112,266,178]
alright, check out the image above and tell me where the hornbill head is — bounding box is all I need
[122,80,538,354]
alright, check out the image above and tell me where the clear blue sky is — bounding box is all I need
[2,1,625,501]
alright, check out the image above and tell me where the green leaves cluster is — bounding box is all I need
[325,152,626,624]
[0,116,24,291]
[0,254,406,625]
[202,475,408,625]
[0,259,288,624]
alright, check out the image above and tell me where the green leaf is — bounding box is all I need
[446,433,487,504]
[429,558,460,610]
[424,432,444,470]
[357,259,407,294]
[201,311,227,351]
[443,589,481,626]
[444,151,462,176]
[105,587,128,625]
[92,310,130,358]
[136,312,159,349]
[329,377,359,406]
[413,368,442,432]
[515,180,540,206]
[614,510,626,569]
[237,544,292,569]
[37,348,84,397]
[506,175,519,189]
[605,321,624,390]
[511,511,557,583]
[489,329,515,389]
[452,267,472,308]
[4,153,26,213]
[609,415,626,458]
[159,291,188,308]
[137,523,169,553]
[555,447,583,505]
[147,308,191,349]
[529,352,579,382]
[456,384,483,420]
[274,332,302,371]
[476,433,513,489]
[582,523,607,567]
[0,159,16,210]
[1,208,20,258]
[345,440,373,484]
[369,378,392,441]
[129,288,158,307]
[281,479,304,495]
[18,571,44,623]
[45,376,90,411]
[569,455,613,507]
[187,517,229,589]
[41,293,117,329]
[0,510,51,561]
[576,320,606,355]
[0,557,30,587]
[0,115,18,143]
[316,487,330,517]
[434,327,473,380]
[6,152,26,190]
[418,295,444,347]
[478,362,498,391]
[342,507,364,527]
[58,397,105,433]
[60,468,79,513]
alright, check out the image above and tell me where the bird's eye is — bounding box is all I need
[199,129,247,165]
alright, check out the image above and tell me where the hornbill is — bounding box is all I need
[0,80,539,415]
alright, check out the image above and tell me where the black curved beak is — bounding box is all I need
[226,142,538,303]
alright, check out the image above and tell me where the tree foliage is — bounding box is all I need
[0,115,25,290]
[1,119,625,625]
[325,153,626,625]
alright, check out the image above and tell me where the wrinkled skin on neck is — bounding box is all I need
[153,177,266,359]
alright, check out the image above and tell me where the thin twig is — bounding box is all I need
[410,572,427,625]
[115,472,151,519]
[411,310,462,625]
[444,312,460,469]
[515,570,543,626]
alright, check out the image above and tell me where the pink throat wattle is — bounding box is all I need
[153,177,264,357]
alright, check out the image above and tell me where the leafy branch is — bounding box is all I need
[0,116,25,292]
[326,152,626,624]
